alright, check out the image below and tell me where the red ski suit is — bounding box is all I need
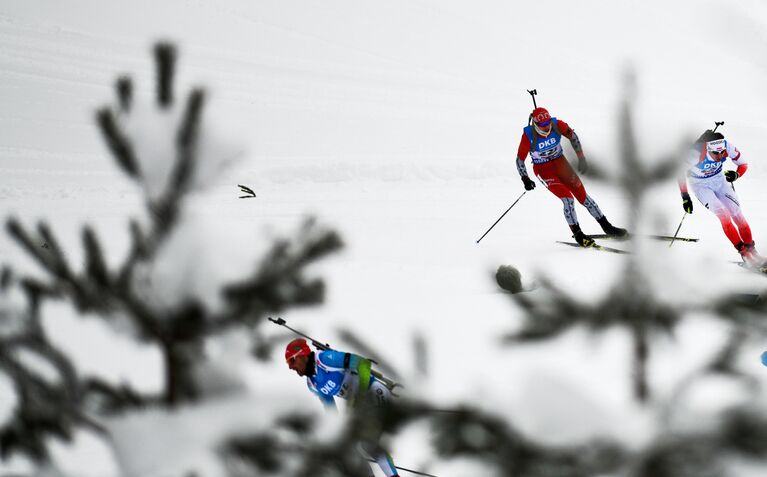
[516,119,587,203]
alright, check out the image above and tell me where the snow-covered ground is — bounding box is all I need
[3,1,767,475]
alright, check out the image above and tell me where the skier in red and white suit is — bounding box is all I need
[679,129,763,266]
[516,107,626,246]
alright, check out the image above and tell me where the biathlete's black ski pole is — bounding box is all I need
[476,191,527,243]
[268,317,401,391]
[366,460,439,477]
[669,212,688,248]
[527,89,537,125]
[527,88,537,108]
[713,121,724,133]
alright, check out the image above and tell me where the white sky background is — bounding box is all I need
[3,0,767,475]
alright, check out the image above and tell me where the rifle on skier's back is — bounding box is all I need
[268,317,402,392]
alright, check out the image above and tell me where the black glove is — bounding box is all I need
[725,170,740,182]
[521,176,536,191]
[681,192,693,214]
[577,156,589,174]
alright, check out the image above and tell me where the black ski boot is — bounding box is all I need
[570,224,595,248]
[597,216,628,237]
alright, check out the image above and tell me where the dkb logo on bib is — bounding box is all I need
[538,137,557,149]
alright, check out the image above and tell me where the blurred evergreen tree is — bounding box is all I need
[1,42,342,468]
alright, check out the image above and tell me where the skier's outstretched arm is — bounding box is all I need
[515,132,536,191]
[678,172,693,214]
[308,379,338,411]
[727,143,747,182]
[558,120,588,174]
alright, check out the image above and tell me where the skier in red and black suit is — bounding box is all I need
[516,107,627,246]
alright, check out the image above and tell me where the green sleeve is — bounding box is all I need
[347,353,372,391]
[357,357,372,392]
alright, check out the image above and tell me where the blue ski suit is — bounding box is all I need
[306,349,398,477]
